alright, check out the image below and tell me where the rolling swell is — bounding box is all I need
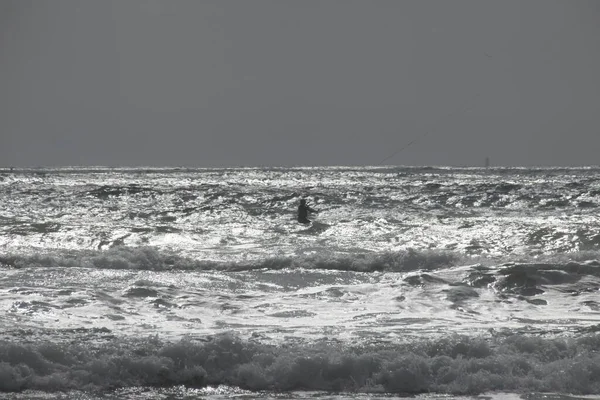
[2,333,600,394]
[2,246,600,276]
[1,246,459,273]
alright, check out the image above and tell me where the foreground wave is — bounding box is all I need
[2,333,600,394]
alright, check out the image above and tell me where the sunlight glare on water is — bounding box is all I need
[2,167,600,397]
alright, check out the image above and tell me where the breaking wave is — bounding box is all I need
[2,333,600,394]
[0,246,460,273]
[2,246,600,275]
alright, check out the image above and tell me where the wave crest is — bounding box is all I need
[2,333,600,394]
[0,246,460,273]
[3,247,600,279]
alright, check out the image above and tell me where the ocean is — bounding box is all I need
[1,166,600,399]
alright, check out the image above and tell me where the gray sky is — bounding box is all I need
[1,0,599,167]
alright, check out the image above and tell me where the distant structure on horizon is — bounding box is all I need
[485,157,490,168]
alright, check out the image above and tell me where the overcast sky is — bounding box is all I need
[1,0,599,167]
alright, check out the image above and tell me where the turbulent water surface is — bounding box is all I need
[1,166,600,399]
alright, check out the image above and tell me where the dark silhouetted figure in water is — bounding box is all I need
[297,199,318,224]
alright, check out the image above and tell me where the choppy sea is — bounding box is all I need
[1,166,600,399]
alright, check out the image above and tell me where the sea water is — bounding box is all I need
[1,166,600,399]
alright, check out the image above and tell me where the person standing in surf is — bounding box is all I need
[297,198,318,224]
